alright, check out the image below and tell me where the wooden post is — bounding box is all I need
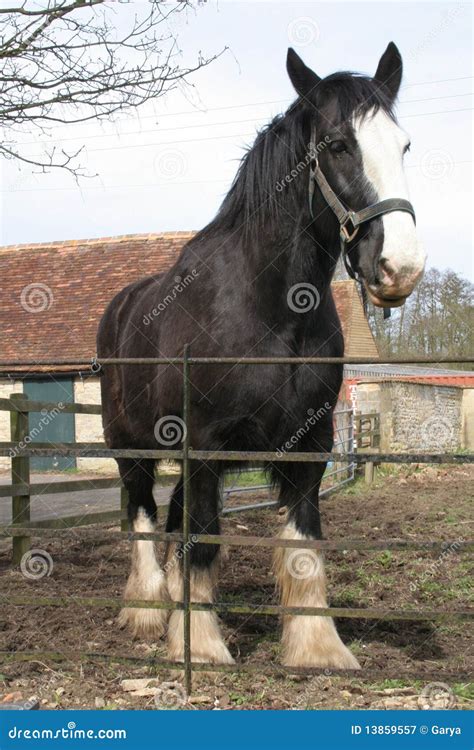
[10,393,31,565]
[364,460,375,485]
[120,486,129,532]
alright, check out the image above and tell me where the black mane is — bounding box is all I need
[205,72,396,242]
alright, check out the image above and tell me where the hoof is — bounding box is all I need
[119,567,170,639]
[118,604,168,640]
[281,615,361,670]
[168,611,235,665]
[283,643,361,670]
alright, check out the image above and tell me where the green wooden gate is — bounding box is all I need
[23,379,76,471]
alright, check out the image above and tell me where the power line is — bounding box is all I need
[4,161,472,194]
[13,75,474,144]
[16,91,474,148]
[399,106,473,119]
[14,105,472,160]
[61,107,474,153]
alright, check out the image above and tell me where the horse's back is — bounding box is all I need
[97,273,165,445]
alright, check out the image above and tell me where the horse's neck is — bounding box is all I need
[247,211,339,294]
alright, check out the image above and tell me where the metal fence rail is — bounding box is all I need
[0,351,473,695]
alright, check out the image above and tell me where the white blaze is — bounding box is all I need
[354,110,425,293]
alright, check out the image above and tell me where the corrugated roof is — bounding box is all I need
[0,234,378,374]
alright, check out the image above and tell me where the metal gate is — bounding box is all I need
[221,400,357,513]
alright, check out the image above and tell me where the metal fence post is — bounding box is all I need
[182,344,192,695]
[120,487,129,532]
[10,393,31,565]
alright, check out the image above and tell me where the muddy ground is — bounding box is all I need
[0,465,472,710]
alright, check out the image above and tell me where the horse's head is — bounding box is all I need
[287,43,425,308]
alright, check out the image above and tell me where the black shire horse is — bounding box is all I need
[98,43,425,668]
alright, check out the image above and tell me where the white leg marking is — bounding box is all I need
[118,509,169,638]
[166,548,234,665]
[274,522,360,669]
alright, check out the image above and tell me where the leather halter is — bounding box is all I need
[308,129,416,282]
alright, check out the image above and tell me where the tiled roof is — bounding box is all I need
[0,233,377,374]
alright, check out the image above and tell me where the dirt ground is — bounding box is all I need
[0,464,472,710]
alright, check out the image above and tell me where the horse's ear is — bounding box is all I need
[287,47,321,98]
[374,42,403,101]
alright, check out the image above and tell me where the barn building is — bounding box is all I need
[0,232,379,472]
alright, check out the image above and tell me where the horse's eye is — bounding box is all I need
[329,140,347,154]
[403,142,411,154]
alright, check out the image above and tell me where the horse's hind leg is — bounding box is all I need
[165,462,234,664]
[117,458,169,638]
[273,462,360,670]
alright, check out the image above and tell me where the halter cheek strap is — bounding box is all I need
[308,129,416,282]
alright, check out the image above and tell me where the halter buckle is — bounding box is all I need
[340,212,359,243]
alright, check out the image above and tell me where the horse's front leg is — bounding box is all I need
[165,462,234,664]
[117,459,169,638]
[273,462,360,669]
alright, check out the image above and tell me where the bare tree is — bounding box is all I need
[368,267,473,369]
[0,0,222,176]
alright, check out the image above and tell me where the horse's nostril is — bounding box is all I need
[379,257,396,282]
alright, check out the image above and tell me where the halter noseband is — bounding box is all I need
[308,129,416,282]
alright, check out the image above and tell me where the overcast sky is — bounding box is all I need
[1,0,472,280]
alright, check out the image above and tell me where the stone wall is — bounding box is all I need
[356,380,471,451]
